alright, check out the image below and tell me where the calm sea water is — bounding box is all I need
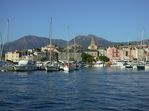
[0,68,149,111]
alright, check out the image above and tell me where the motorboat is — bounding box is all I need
[93,61,104,67]
[14,60,37,71]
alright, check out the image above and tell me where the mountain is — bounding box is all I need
[4,35,67,52]
[3,34,114,52]
[3,34,149,52]
[69,34,114,48]
[143,39,149,44]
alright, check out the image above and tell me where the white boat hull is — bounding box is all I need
[14,65,37,71]
[63,65,76,72]
[145,65,149,70]
[45,66,59,71]
[94,64,103,67]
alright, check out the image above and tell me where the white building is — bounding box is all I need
[5,51,21,62]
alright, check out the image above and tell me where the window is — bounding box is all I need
[126,51,128,56]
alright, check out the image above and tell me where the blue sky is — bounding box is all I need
[0,0,149,42]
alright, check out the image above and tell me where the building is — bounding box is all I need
[41,44,59,61]
[88,37,98,50]
[144,47,149,60]
[58,51,82,62]
[135,47,145,61]
[41,44,59,52]
[106,47,121,60]
[118,45,146,61]
[84,50,99,60]
[81,37,99,59]
[98,48,106,56]
[5,50,21,62]
[118,46,133,60]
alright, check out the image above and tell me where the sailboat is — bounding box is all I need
[44,18,59,71]
[62,31,76,72]
[62,48,76,72]
[133,30,145,70]
[73,35,80,70]
[0,19,14,72]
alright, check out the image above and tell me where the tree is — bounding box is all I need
[34,48,41,52]
[38,56,48,61]
[97,55,109,63]
[81,53,94,64]
[69,57,75,61]
[21,50,28,55]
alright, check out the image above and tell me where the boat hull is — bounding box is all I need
[63,65,76,72]
[93,64,104,67]
[14,65,37,71]
[0,65,14,72]
[45,66,59,71]
[137,65,145,70]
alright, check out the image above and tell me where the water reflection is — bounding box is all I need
[13,71,32,76]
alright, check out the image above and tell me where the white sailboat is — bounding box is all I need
[63,62,76,72]
[73,35,80,70]
[44,18,59,71]
[134,30,145,70]
[0,19,14,72]
[62,29,76,72]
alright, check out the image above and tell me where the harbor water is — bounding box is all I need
[0,67,149,111]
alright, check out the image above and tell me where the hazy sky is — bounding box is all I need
[0,0,149,42]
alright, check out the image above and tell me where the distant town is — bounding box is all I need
[3,36,148,62]
[0,36,146,61]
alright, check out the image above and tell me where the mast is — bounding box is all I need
[73,33,76,61]
[140,29,145,61]
[3,19,10,53]
[67,26,70,63]
[0,19,9,60]
[49,18,52,62]
[0,32,3,60]
[141,29,145,46]
[6,19,10,44]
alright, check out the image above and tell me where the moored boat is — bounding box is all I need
[93,61,104,67]
[14,60,37,71]
[0,65,14,72]
[44,61,59,71]
[62,62,76,72]
[137,64,145,70]
[36,61,45,70]
[0,61,14,72]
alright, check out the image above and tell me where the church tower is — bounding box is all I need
[88,37,97,50]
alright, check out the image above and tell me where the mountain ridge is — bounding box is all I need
[3,34,149,52]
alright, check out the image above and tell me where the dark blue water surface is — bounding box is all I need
[0,67,149,111]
